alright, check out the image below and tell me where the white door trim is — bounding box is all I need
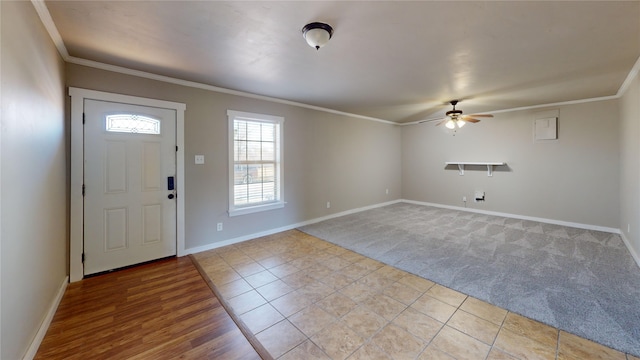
[69,87,186,282]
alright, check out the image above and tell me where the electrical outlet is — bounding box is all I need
[195,155,205,164]
[386,188,389,195]
[217,223,223,231]
[628,224,631,233]
[326,201,331,209]
[463,196,467,202]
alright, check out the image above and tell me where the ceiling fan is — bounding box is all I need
[432,100,493,129]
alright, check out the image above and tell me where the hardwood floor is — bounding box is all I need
[35,256,262,360]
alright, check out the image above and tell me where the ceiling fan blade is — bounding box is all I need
[464,114,493,118]
[435,118,448,126]
[418,117,446,125]
[462,117,481,123]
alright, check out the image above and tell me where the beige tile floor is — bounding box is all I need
[192,230,640,360]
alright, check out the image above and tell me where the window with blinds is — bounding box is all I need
[227,110,284,216]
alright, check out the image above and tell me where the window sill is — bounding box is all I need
[229,201,284,217]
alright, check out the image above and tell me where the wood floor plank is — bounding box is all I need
[35,257,262,359]
[186,328,263,360]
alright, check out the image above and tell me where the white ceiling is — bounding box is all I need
[44,1,640,123]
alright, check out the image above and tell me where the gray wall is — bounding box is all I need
[1,2,67,358]
[66,64,403,250]
[620,70,640,257]
[402,100,620,229]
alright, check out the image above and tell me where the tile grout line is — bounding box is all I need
[237,240,339,359]
[489,308,511,359]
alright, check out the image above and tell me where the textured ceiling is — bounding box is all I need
[45,1,640,123]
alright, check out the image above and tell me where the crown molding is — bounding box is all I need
[65,56,396,125]
[31,0,69,59]
[617,55,640,97]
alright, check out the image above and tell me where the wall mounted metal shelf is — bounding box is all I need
[445,162,506,177]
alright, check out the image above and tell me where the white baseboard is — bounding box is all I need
[183,200,402,255]
[619,232,640,269]
[23,276,68,360]
[184,224,301,255]
[184,198,624,259]
[403,199,621,234]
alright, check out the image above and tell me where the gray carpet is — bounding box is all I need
[299,202,640,356]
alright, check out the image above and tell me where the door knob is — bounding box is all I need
[168,194,175,199]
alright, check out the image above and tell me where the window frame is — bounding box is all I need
[227,110,284,216]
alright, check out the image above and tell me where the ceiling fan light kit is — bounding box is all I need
[302,22,333,50]
[445,119,466,129]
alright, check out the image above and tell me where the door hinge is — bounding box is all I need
[82,184,86,196]
[81,253,85,263]
[176,146,178,152]
[82,113,85,124]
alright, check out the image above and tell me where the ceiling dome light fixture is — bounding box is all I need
[302,22,333,50]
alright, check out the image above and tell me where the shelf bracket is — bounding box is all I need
[486,164,494,177]
[456,164,465,176]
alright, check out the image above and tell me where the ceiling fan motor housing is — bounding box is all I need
[446,100,462,118]
[446,109,463,118]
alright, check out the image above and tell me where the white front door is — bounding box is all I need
[83,99,177,275]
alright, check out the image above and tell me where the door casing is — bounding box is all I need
[69,87,186,282]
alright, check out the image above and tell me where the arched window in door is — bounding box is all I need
[106,114,161,134]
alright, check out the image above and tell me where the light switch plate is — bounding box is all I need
[195,155,205,164]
